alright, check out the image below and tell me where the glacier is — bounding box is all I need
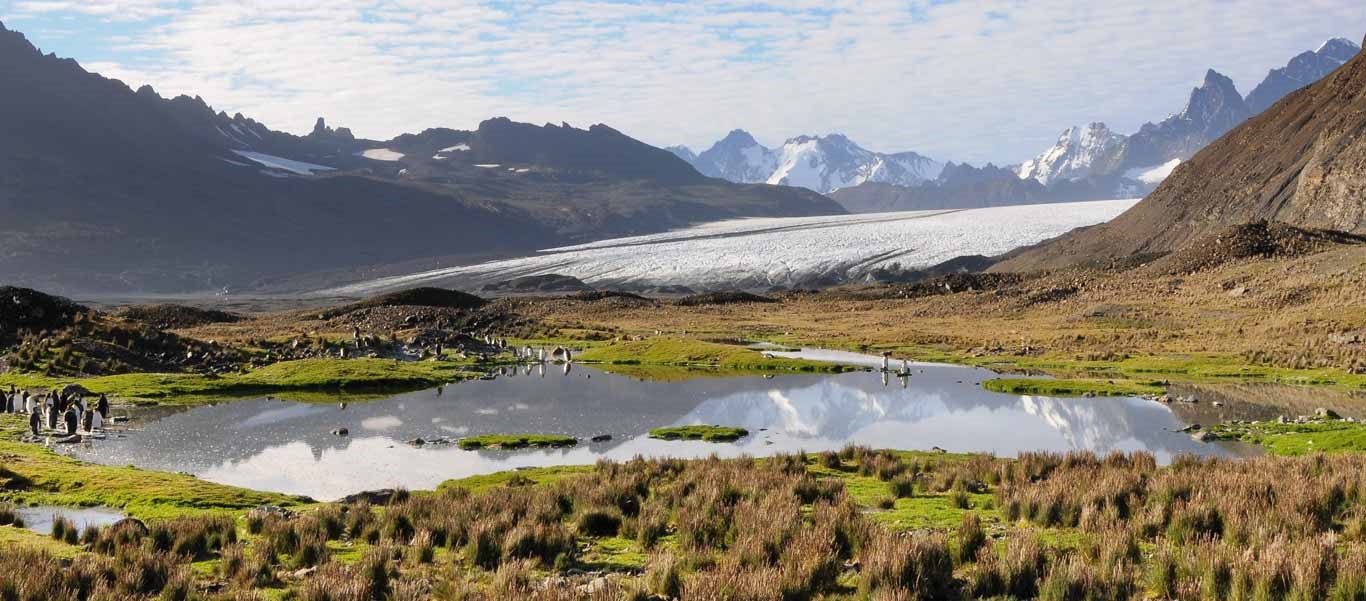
[322,198,1138,296]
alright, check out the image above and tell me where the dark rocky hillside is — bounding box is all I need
[994,38,1366,272]
[0,22,841,295]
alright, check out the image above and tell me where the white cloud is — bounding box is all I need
[10,0,1366,164]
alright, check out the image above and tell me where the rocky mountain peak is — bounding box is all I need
[1245,37,1361,114]
[1319,37,1361,61]
[1180,70,1245,125]
[1016,121,1126,185]
[719,129,760,146]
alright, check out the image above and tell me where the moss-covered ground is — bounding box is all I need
[980,377,1166,397]
[0,357,489,406]
[456,433,579,450]
[648,425,749,442]
[577,337,850,372]
[1211,416,1366,456]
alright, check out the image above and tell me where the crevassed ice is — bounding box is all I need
[320,199,1139,295]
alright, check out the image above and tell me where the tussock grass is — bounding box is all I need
[3,442,1366,599]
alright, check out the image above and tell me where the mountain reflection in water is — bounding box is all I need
[68,357,1248,500]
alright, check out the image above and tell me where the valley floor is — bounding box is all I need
[1,239,1365,599]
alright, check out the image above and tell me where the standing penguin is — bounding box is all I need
[29,410,41,437]
[63,405,79,436]
[97,394,109,419]
[46,396,60,430]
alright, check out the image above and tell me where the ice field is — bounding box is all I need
[324,198,1138,295]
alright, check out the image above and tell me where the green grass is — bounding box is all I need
[579,535,649,571]
[577,337,846,373]
[880,345,1366,392]
[1211,418,1366,456]
[594,363,798,381]
[0,358,487,406]
[437,465,596,493]
[648,425,749,442]
[456,433,579,450]
[0,416,301,519]
[0,524,83,558]
[981,377,1165,397]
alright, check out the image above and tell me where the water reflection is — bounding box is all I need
[68,356,1249,500]
[15,505,125,536]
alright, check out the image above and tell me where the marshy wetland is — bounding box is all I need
[1,275,1364,600]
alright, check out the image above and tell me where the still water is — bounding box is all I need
[68,352,1249,500]
[15,505,125,536]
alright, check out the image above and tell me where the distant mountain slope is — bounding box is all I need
[0,21,839,294]
[993,38,1366,272]
[1245,37,1359,114]
[1018,38,1361,196]
[684,130,941,193]
[830,163,1123,213]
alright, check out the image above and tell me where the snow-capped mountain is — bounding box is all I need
[691,130,777,183]
[1016,122,1125,185]
[1245,37,1360,114]
[685,130,941,193]
[1016,38,1359,197]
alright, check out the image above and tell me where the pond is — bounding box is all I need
[15,505,125,536]
[66,351,1253,500]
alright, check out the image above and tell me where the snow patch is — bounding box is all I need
[439,144,470,153]
[358,148,405,162]
[475,164,501,169]
[1123,158,1181,185]
[231,150,333,175]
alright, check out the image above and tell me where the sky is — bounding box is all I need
[2,1,1364,165]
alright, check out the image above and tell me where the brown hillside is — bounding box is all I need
[994,36,1366,272]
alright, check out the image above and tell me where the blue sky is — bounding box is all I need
[3,1,1364,164]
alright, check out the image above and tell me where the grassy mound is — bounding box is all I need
[115,304,242,329]
[323,287,486,318]
[0,357,482,405]
[981,378,1165,397]
[0,286,87,347]
[578,337,842,372]
[1212,416,1366,455]
[674,291,777,306]
[458,434,578,450]
[649,425,749,442]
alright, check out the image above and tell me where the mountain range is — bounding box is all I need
[678,37,1361,213]
[1012,38,1360,195]
[995,35,1366,272]
[667,130,942,194]
[0,21,838,294]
